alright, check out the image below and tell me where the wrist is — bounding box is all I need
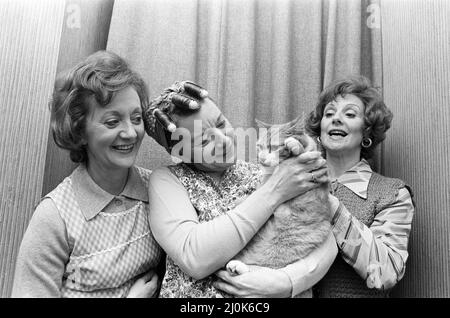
[278,268,294,298]
[258,181,282,210]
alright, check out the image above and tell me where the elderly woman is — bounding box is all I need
[145,82,338,298]
[303,76,415,297]
[11,51,201,297]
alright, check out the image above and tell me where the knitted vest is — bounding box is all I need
[314,172,406,298]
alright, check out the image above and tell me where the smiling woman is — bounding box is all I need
[12,51,209,298]
[83,86,145,194]
[11,51,166,298]
[306,76,415,298]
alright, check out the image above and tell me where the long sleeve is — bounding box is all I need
[11,199,70,298]
[148,167,276,280]
[331,187,414,290]
[280,233,338,297]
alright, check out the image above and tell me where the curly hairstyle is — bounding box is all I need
[306,76,393,159]
[49,50,149,163]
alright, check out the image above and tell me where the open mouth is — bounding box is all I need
[328,129,348,137]
[112,144,135,153]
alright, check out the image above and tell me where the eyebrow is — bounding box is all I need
[324,103,361,110]
[102,107,142,116]
[344,103,362,111]
[200,114,225,133]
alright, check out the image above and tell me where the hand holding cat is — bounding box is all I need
[127,270,159,298]
[262,151,329,207]
[214,266,292,298]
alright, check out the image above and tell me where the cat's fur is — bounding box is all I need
[225,115,332,297]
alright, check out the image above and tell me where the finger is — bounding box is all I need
[290,145,302,156]
[153,108,176,132]
[147,272,158,284]
[285,138,304,156]
[213,279,242,297]
[303,181,321,191]
[302,158,327,172]
[183,81,209,99]
[171,93,200,110]
[315,174,330,184]
[311,166,328,178]
[306,166,329,185]
[141,270,156,283]
[143,280,159,298]
[296,151,322,163]
[215,269,234,283]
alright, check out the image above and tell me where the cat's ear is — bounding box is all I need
[288,113,307,130]
[255,118,272,129]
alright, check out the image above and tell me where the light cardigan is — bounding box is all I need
[330,159,415,290]
[148,165,338,297]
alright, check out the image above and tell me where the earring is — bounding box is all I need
[316,136,321,145]
[361,137,373,148]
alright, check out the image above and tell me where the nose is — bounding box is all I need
[331,113,343,125]
[119,121,138,140]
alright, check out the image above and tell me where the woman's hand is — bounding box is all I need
[262,151,329,207]
[213,266,292,298]
[127,270,159,298]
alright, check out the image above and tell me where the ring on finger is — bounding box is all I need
[310,172,317,183]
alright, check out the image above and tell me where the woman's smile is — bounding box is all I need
[320,94,365,155]
[327,129,348,140]
[111,143,136,153]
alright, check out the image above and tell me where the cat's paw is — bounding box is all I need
[285,137,304,155]
[226,260,250,275]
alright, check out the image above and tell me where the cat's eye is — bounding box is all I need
[201,139,210,147]
[216,120,226,129]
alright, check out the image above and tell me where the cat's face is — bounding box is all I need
[257,124,293,167]
[256,116,316,167]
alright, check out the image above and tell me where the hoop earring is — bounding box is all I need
[361,137,372,148]
[316,136,321,145]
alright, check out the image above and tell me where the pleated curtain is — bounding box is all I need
[107,0,382,170]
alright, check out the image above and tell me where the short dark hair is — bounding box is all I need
[49,50,149,163]
[306,76,393,159]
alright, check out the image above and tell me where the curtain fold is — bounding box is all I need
[107,0,381,170]
[0,0,66,297]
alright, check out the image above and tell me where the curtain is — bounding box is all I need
[107,0,382,170]
[0,0,65,297]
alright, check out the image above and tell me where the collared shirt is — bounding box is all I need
[330,159,415,290]
[71,164,149,221]
[12,165,161,298]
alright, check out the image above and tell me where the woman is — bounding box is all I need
[145,82,338,298]
[11,51,201,297]
[304,76,415,297]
